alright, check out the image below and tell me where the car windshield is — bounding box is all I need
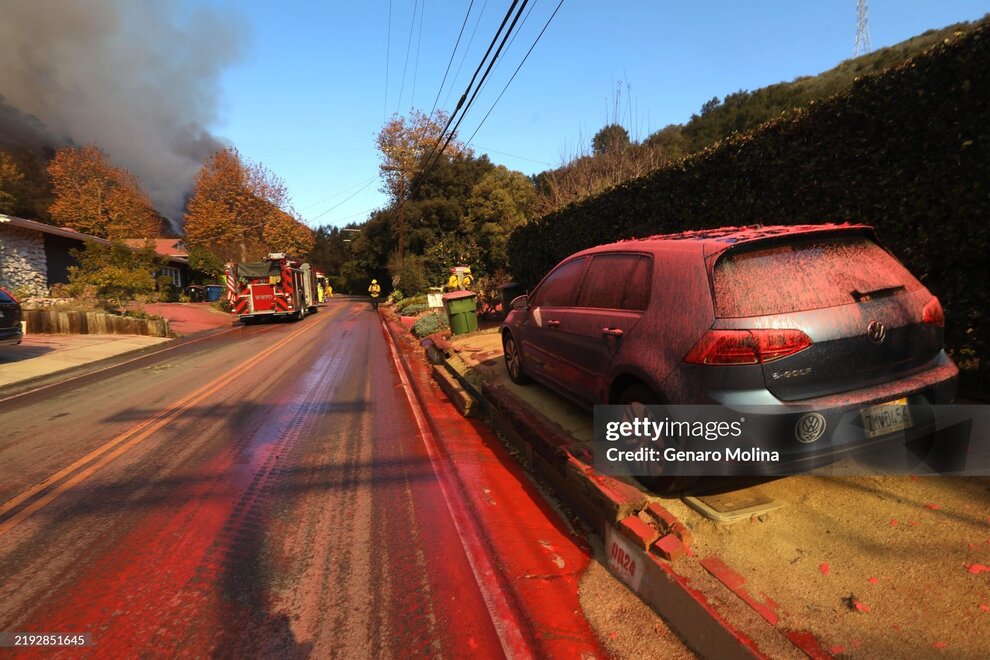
[712,234,922,317]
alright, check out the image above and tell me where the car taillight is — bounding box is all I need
[922,297,944,327]
[684,329,813,365]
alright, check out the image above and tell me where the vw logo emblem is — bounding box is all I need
[795,413,827,444]
[867,320,886,344]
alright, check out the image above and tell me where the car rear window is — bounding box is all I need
[712,235,923,317]
[0,290,15,304]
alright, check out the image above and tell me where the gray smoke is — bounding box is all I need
[0,0,245,229]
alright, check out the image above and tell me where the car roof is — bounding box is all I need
[572,223,876,260]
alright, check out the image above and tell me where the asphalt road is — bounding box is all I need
[0,299,604,658]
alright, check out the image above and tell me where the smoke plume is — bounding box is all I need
[0,0,245,229]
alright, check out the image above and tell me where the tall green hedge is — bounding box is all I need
[509,25,989,365]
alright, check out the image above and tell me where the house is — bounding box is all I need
[122,238,191,288]
[0,214,190,296]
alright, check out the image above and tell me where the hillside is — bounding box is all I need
[533,14,990,215]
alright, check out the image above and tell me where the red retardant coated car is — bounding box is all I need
[501,224,959,491]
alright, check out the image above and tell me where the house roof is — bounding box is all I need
[0,214,187,266]
[0,214,113,245]
[122,238,189,259]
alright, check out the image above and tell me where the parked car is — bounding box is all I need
[502,224,959,491]
[0,285,24,347]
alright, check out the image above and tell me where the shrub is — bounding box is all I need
[397,294,428,312]
[67,240,162,304]
[388,253,428,296]
[401,303,429,316]
[412,312,449,338]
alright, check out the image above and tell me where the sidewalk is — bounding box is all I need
[0,334,169,387]
[0,303,232,389]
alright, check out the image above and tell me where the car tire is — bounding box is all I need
[617,384,699,495]
[503,332,532,385]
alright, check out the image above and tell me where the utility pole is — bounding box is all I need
[380,164,415,261]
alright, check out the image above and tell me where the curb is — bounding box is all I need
[426,337,833,659]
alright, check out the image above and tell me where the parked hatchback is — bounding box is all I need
[502,224,958,490]
[0,285,24,347]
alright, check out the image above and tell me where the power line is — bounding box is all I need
[396,0,420,112]
[428,0,475,122]
[308,179,378,222]
[444,0,489,110]
[299,176,379,211]
[421,0,524,172]
[411,0,426,109]
[475,0,539,100]
[384,0,392,121]
[472,144,551,166]
[427,0,531,173]
[466,0,564,147]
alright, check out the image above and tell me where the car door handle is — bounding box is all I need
[547,320,561,328]
[601,327,623,337]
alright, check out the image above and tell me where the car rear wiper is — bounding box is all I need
[851,285,906,302]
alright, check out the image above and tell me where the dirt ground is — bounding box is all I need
[450,331,990,657]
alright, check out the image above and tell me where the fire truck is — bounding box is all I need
[225,253,320,323]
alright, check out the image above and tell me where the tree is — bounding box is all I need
[376,110,470,202]
[0,151,25,213]
[183,148,310,263]
[592,124,631,155]
[66,240,163,304]
[465,166,535,274]
[47,145,159,239]
[263,209,315,256]
[187,245,226,280]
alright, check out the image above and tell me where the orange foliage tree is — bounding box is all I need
[376,110,469,202]
[183,148,312,263]
[47,145,159,239]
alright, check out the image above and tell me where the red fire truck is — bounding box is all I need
[225,253,320,323]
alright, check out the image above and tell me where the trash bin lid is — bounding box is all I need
[442,290,476,300]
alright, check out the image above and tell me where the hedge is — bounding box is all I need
[508,24,989,366]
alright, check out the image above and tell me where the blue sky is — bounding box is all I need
[202,0,989,229]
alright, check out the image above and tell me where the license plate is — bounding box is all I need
[860,397,912,439]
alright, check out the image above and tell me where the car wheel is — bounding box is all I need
[617,384,699,495]
[503,333,532,385]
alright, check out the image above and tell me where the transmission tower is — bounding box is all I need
[854,0,872,56]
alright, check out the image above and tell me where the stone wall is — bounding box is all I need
[0,223,48,296]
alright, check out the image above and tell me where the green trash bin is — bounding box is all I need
[443,290,478,335]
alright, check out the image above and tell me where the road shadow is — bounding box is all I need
[0,344,54,363]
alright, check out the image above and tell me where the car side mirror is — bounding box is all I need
[510,294,529,311]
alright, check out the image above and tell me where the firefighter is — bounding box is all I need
[368,279,381,310]
[447,270,460,291]
[324,281,333,299]
[460,267,473,290]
